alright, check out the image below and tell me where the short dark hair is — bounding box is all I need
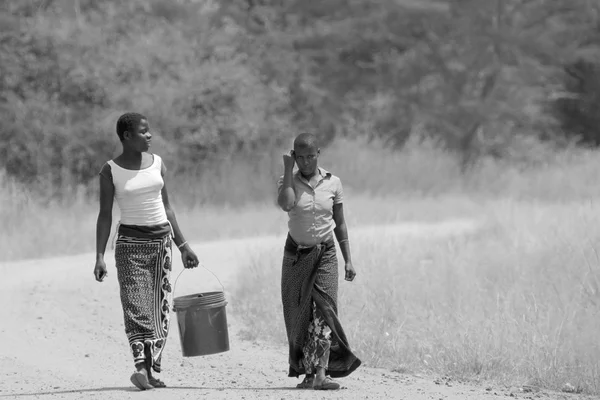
[116,112,146,141]
[293,132,319,149]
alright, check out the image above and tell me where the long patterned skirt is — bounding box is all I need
[115,228,172,373]
[281,234,361,378]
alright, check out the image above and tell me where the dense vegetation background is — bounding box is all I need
[2,0,600,205]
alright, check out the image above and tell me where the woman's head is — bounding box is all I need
[293,133,320,176]
[116,112,152,152]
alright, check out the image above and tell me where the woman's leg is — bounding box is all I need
[299,302,336,388]
[129,347,153,390]
[116,234,172,390]
[145,237,172,388]
[308,248,341,390]
[145,343,167,388]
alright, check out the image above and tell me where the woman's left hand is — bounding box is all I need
[181,246,200,269]
[344,262,357,282]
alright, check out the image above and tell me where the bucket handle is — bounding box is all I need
[172,264,226,299]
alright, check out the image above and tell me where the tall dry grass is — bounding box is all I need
[228,139,600,394]
[0,137,482,262]
[234,199,600,394]
[2,137,600,262]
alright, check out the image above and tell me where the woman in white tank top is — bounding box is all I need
[93,112,199,391]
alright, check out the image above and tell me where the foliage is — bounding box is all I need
[1,0,600,199]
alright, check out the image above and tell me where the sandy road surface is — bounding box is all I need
[0,219,589,399]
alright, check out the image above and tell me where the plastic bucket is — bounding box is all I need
[172,268,230,357]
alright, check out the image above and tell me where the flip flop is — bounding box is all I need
[296,376,314,389]
[149,377,167,388]
[130,371,154,390]
[314,377,340,391]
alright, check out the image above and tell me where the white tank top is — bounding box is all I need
[107,154,169,226]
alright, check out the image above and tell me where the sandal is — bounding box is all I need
[130,370,154,390]
[314,377,340,391]
[149,377,167,388]
[296,375,314,389]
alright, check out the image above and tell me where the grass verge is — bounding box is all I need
[232,199,600,395]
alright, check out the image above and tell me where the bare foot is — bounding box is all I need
[149,376,167,388]
[130,367,154,391]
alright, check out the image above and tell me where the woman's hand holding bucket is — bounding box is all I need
[179,243,199,269]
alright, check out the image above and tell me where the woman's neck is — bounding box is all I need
[121,148,143,160]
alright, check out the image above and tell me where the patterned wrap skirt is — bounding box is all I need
[114,223,172,373]
[281,234,361,378]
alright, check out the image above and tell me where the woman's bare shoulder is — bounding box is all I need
[99,161,113,180]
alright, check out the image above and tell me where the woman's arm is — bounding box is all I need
[161,162,199,268]
[277,151,297,211]
[161,163,187,248]
[332,179,356,281]
[94,164,114,281]
[333,203,352,265]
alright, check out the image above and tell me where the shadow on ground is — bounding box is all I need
[0,385,299,397]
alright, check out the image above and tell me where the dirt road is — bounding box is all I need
[0,219,588,399]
